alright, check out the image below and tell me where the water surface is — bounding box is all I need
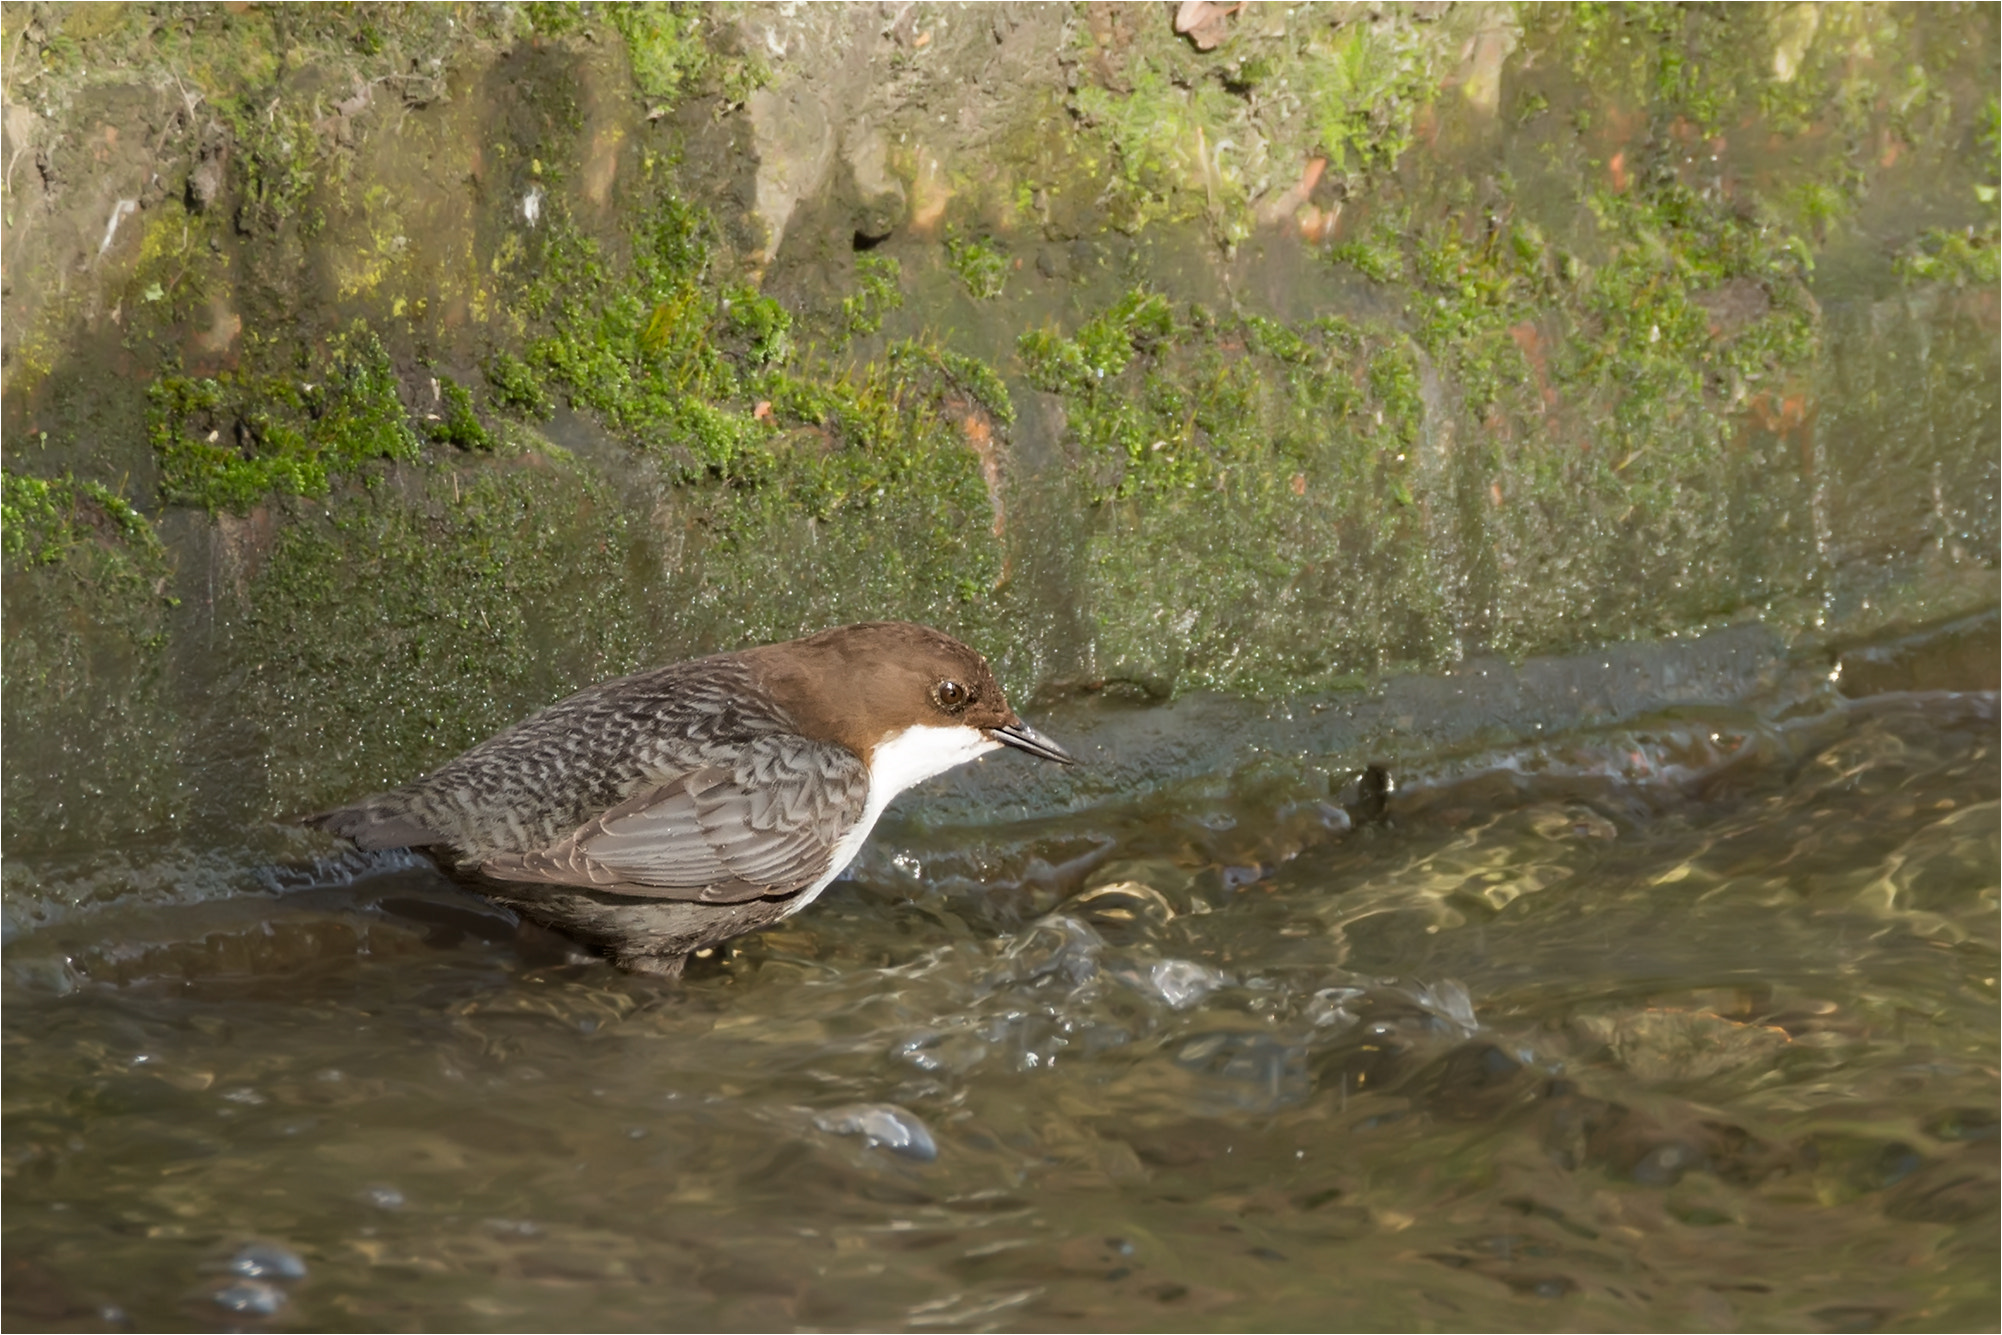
[4,643,1996,1332]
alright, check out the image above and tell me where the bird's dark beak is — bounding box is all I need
[991,718,1074,765]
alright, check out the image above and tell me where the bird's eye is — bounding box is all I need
[931,679,970,713]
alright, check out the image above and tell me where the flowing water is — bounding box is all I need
[4,626,1997,1332]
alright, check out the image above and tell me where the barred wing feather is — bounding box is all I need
[479,734,867,902]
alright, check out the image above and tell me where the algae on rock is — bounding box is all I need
[0,1,1994,849]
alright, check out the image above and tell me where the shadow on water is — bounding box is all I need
[3,616,1996,1331]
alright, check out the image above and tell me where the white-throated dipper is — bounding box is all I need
[306,622,1072,976]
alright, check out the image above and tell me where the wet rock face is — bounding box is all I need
[0,4,1996,849]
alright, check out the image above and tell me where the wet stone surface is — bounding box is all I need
[2,653,1995,1331]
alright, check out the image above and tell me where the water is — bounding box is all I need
[4,643,1995,1331]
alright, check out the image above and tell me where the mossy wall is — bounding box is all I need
[2,2,1995,874]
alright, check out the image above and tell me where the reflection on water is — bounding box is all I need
[4,683,1996,1331]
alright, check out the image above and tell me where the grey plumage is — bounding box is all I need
[307,657,866,903]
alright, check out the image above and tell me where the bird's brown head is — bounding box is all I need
[742,622,1073,765]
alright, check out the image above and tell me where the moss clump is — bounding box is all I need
[945,229,1009,301]
[1893,97,1999,287]
[1021,291,1174,393]
[1297,19,1433,175]
[1328,225,1408,284]
[1,470,168,582]
[485,352,555,420]
[604,3,769,108]
[1369,170,1818,441]
[523,2,590,39]
[220,96,326,237]
[502,173,996,515]
[891,341,1015,427]
[1067,8,1449,244]
[148,325,422,514]
[1072,53,1254,239]
[841,256,904,340]
[1894,226,2001,287]
[1022,289,1384,500]
[428,377,495,452]
[489,163,1008,649]
[515,193,733,439]
[722,283,794,366]
[1519,5,1980,239]
[1534,4,1875,139]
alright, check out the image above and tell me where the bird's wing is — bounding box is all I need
[479,733,869,902]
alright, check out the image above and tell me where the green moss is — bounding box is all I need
[841,256,904,340]
[1572,183,1819,404]
[1298,20,1432,174]
[3,470,165,572]
[523,2,588,39]
[723,283,793,366]
[1020,289,1175,401]
[1063,8,1450,245]
[149,325,422,514]
[1366,344,1423,459]
[1328,226,1408,284]
[516,196,740,449]
[944,229,1009,301]
[429,377,495,452]
[1370,168,1819,448]
[485,351,555,420]
[1022,289,1407,507]
[889,341,1016,427]
[2,471,75,566]
[1522,2,1952,239]
[1544,4,1771,138]
[1894,226,2002,287]
[1889,89,2000,287]
[221,95,324,236]
[1073,57,1250,239]
[605,3,769,108]
[476,161,1006,642]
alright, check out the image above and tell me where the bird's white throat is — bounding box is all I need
[789,723,1000,915]
[864,722,1002,801]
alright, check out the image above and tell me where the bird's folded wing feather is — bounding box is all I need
[479,734,868,902]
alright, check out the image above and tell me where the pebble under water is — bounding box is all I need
[3,658,1996,1331]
